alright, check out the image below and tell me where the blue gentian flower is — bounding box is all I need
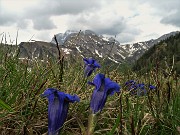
[149,84,156,90]
[126,81,156,96]
[137,83,147,96]
[88,73,120,113]
[130,84,138,90]
[129,84,138,95]
[126,82,147,96]
[83,58,101,77]
[41,88,80,135]
[125,80,136,86]
[138,83,145,88]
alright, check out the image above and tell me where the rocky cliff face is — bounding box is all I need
[18,30,180,64]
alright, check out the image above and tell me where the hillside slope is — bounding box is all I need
[133,32,180,74]
[1,30,179,64]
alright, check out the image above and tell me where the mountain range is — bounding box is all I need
[133,32,180,74]
[18,30,179,64]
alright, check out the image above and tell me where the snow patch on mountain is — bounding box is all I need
[108,57,119,63]
[102,37,109,41]
[48,30,180,63]
[51,30,78,44]
[61,48,72,54]
[95,49,103,58]
[117,51,126,60]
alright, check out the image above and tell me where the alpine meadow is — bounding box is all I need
[0,31,179,135]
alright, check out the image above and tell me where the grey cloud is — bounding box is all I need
[137,0,180,27]
[23,0,101,30]
[67,14,126,35]
[32,16,57,30]
[66,13,141,43]
[66,9,143,43]
[117,33,135,44]
[0,12,16,26]
[143,33,159,39]
[95,19,126,35]
[160,11,180,27]
[0,7,27,28]
[0,0,101,30]
[26,0,101,17]
[117,28,142,43]
[137,0,179,10]
[16,20,30,29]
[36,31,51,41]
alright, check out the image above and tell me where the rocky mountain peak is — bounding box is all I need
[51,30,120,46]
[17,30,180,64]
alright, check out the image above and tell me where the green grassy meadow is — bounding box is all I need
[0,43,179,135]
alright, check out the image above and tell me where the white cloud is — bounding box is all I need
[0,0,179,44]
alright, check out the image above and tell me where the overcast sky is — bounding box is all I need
[0,0,180,44]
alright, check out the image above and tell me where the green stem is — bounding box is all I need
[87,113,96,135]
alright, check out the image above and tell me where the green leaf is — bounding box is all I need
[0,99,13,112]
[107,114,120,135]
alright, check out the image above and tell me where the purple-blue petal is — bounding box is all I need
[41,88,80,134]
[84,65,94,77]
[93,61,101,68]
[87,81,95,86]
[89,58,94,64]
[125,80,136,85]
[92,73,105,90]
[41,88,56,98]
[90,73,120,113]
[90,89,107,113]
[83,58,101,77]
[104,78,120,95]
[83,58,94,65]
[130,84,138,90]
[65,94,80,103]
[138,83,145,87]
[83,58,89,65]
[48,91,64,134]
[149,85,156,90]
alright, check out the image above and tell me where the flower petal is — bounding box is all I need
[84,65,94,77]
[41,88,80,134]
[87,81,95,86]
[88,58,94,64]
[48,90,64,134]
[83,58,101,77]
[92,73,105,90]
[83,58,89,65]
[93,60,101,68]
[65,94,80,103]
[41,88,57,106]
[41,88,56,98]
[105,78,120,95]
[125,80,136,85]
[90,74,120,114]
[149,85,156,90]
[90,89,107,113]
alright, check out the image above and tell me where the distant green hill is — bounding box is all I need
[133,32,180,75]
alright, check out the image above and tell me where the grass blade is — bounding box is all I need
[0,99,13,112]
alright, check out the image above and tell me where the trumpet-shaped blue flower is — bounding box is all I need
[41,88,80,135]
[83,58,101,77]
[88,73,120,113]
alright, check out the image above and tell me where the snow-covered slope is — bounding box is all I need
[18,30,180,64]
